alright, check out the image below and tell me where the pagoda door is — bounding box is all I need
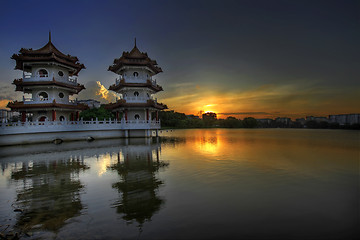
[39,116,47,122]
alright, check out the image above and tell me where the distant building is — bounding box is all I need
[306,116,328,122]
[0,109,20,122]
[0,109,10,122]
[296,118,306,125]
[202,112,217,120]
[256,118,272,124]
[77,99,101,109]
[275,117,291,124]
[329,114,360,125]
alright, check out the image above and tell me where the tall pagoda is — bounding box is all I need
[7,33,88,122]
[105,40,167,130]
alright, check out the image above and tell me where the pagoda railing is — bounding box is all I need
[0,119,161,135]
[22,72,78,85]
[123,96,153,103]
[115,77,160,87]
[22,97,78,105]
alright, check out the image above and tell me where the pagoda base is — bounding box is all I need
[0,120,160,146]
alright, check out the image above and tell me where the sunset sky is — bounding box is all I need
[0,0,359,119]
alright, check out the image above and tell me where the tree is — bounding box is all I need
[220,117,242,128]
[79,106,115,121]
[242,117,258,128]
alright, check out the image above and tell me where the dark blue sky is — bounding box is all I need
[1,0,359,117]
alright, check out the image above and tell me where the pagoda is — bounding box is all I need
[105,40,167,135]
[7,33,88,122]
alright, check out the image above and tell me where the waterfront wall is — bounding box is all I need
[0,119,160,146]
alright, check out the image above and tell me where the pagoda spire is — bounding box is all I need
[49,30,52,42]
[134,37,137,47]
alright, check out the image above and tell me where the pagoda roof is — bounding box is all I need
[104,99,167,111]
[11,34,85,75]
[108,43,162,74]
[13,78,85,94]
[109,79,163,92]
[7,100,89,111]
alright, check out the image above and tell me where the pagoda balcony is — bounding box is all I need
[23,72,78,85]
[23,97,78,105]
[123,96,153,103]
[111,77,163,92]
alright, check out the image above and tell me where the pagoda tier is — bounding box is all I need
[108,45,162,75]
[7,100,89,111]
[109,79,163,92]
[13,78,85,94]
[104,99,168,111]
[11,36,85,76]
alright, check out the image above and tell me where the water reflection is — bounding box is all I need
[0,129,358,239]
[0,138,169,238]
[109,143,168,225]
[11,157,89,233]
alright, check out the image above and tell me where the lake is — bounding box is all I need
[0,129,358,239]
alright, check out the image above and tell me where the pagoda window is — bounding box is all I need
[38,92,48,101]
[38,69,48,78]
[38,116,47,122]
[59,116,65,121]
[134,91,139,97]
[59,92,64,98]
[58,71,64,77]
[133,72,139,77]
[134,114,140,120]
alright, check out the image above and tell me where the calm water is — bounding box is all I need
[0,129,358,239]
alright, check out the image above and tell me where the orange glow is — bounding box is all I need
[0,99,11,109]
[159,83,360,120]
[195,134,221,155]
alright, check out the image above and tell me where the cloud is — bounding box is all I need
[159,81,360,119]
[77,80,119,103]
[219,112,272,115]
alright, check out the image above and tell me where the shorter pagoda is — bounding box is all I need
[105,40,167,134]
[7,33,88,122]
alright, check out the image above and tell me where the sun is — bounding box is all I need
[203,104,218,114]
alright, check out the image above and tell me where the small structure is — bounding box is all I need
[76,99,101,109]
[7,33,88,122]
[105,40,167,137]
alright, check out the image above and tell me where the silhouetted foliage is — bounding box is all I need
[219,117,243,128]
[242,117,258,128]
[79,106,115,121]
[158,110,359,130]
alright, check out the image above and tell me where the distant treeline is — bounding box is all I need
[159,111,258,128]
[77,108,359,130]
[159,111,360,130]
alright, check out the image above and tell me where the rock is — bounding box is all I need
[53,138,63,144]
[87,136,95,141]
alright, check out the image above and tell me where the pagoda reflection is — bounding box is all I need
[109,139,168,225]
[10,156,89,233]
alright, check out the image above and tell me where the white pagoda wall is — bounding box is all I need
[31,111,72,122]
[30,65,71,81]
[29,87,71,103]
